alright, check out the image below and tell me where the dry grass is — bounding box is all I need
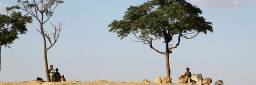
[0,80,191,85]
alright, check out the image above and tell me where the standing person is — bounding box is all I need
[53,68,61,82]
[184,67,192,83]
[48,65,55,82]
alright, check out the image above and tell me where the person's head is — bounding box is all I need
[56,68,59,72]
[186,67,190,72]
[50,65,53,69]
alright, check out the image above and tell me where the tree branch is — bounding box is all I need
[43,1,59,24]
[182,32,199,39]
[147,38,165,54]
[43,15,51,24]
[19,7,41,23]
[32,0,39,18]
[132,32,148,44]
[45,33,52,45]
[46,23,61,50]
[132,32,165,54]
[169,33,181,51]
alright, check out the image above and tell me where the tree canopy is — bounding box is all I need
[109,0,213,43]
[0,12,32,46]
[0,12,32,70]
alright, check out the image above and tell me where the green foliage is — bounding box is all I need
[109,0,213,43]
[7,0,64,17]
[0,12,32,46]
[0,11,31,71]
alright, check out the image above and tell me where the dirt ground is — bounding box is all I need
[0,80,192,85]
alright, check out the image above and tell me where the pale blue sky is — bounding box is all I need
[0,0,256,85]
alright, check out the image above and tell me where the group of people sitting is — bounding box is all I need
[48,65,66,82]
[178,67,223,85]
[178,67,192,83]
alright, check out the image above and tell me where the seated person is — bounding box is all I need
[184,67,192,83]
[53,68,61,82]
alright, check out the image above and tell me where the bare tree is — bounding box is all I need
[8,0,64,81]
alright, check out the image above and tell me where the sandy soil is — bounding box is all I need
[0,80,191,85]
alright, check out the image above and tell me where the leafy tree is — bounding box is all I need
[109,0,213,82]
[8,0,64,81]
[0,12,32,71]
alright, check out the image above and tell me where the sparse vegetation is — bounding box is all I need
[109,0,213,82]
[8,0,64,81]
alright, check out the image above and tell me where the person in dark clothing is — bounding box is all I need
[53,68,61,82]
[184,67,192,83]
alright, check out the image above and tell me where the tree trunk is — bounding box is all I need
[165,42,171,78]
[0,45,2,71]
[42,31,50,81]
[44,49,49,81]
[40,22,50,81]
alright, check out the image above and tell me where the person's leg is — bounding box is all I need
[188,77,191,83]
[49,74,52,82]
